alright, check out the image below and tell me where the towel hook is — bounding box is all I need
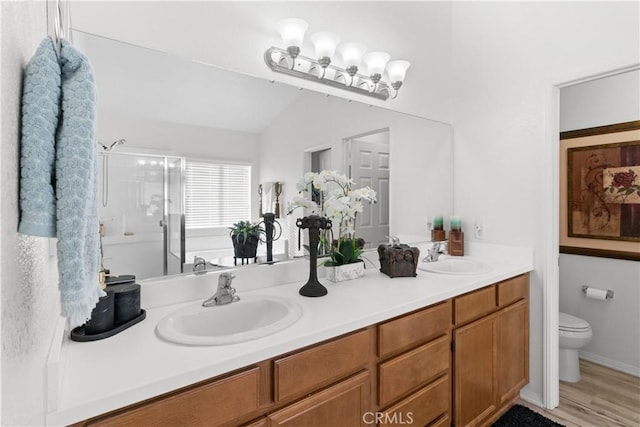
[49,0,72,55]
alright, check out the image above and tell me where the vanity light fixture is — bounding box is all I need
[264,18,410,100]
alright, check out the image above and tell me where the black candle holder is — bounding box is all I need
[297,215,332,297]
[260,212,282,263]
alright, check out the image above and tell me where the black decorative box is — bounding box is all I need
[378,244,420,278]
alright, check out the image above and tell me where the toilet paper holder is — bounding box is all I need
[581,285,614,300]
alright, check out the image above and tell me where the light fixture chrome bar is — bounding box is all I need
[264,47,390,101]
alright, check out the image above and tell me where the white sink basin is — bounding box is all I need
[156,294,303,345]
[418,257,492,275]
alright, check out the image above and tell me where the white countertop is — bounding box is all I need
[46,243,533,426]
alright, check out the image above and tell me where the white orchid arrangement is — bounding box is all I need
[288,170,377,265]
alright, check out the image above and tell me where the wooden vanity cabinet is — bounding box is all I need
[74,273,529,427]
[452,274,530,427]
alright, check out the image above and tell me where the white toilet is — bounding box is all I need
[559,312,592,382]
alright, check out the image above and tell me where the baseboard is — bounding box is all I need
[579,351,640,377]
[519,388,544,408]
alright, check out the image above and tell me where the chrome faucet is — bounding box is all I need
[423,241,448,263]
[203,272,239,307]
[193,256,207,274]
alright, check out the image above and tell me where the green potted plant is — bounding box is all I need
[322,237,367,282]
[324,237,366,266]
[229,220,264,264]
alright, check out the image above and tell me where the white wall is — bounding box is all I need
[559,70,640,375]
[451,1,639,405]
[1,2,62,425]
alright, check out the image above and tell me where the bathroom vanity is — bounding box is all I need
[48,244,533,427]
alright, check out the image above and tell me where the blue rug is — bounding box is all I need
[492,405,566,427]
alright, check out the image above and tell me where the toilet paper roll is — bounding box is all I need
[585,287,608,301]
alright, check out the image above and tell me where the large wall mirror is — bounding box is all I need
[76,30,454,281]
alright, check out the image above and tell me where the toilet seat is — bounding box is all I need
[559,312,591,332]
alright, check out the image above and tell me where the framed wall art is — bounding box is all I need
[560,120,640,261]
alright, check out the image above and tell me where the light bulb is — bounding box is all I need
[338,42,367,68]
[310,31,341,64]
[386,60,411,84]
[275,18,308,49]
[363,51,390,81]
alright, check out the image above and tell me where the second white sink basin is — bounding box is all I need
[156,294,303,346]
[419,257,492,275]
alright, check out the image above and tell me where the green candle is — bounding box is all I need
[451,215,462,232]
[433,215,444,230]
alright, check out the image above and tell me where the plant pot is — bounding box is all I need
[232,235,259,259]
[325,261,365,283]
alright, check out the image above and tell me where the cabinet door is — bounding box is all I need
[497,299,529,405]
[86,367,261,427]
[267,371,370,427]
[453,313,498,427]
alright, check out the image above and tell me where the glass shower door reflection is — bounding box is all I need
[165,157,185,275]
[98,152,184,280]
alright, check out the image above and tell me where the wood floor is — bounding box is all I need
[520,360,640,427]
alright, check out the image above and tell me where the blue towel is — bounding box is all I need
[56,39,104,328]
[18,37,60,237]
[19,37,103,327]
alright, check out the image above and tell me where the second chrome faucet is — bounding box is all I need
[423,241,448,263]
[203,272,240,307]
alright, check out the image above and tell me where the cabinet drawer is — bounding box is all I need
[454,285,496,325]
[86,367,260,427]
[268,371,370,427]
[497,274,529,307]
[379,375,449,427]
[274,329,371,402]
[378,301,451,359]
[378,335,449,407]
